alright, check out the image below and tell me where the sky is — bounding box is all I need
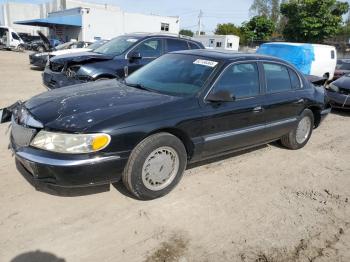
[0,0,254,33]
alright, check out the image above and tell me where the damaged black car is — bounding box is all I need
[42,33,204,89]
[326,75,350,109]
[2,50,331,200]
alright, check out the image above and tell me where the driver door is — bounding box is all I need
[200,62,266,157]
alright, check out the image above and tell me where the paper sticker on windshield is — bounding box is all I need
[127,39,138,43]
[193,59,218,67]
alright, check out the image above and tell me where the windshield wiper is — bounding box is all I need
[124,81,154,92]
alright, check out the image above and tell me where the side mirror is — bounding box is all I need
[206,90,235,103]
[128,52,142,61]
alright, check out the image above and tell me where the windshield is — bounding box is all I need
[94,36,140,56]
[88,40,108,50]
[55,42,73,50]
[125,54,219,96]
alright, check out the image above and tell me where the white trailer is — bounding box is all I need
[193,35,240,51]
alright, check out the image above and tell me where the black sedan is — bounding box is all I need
[326,75,350,109]
[1,50,330,200]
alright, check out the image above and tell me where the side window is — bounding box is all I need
[166,39,189,52]
[331,50,335,59]
[263,63,292,93]
[289,69,302,89]
[212,63,260,99]
[132,39,162,58]
[188,42,200,50]
[11,32,20,40]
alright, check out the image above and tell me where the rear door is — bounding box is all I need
[200,62,266,157]
[261,62,305,140]
[127,38,164,74]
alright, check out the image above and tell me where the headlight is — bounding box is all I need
[30,131,111,154]
[327,83,339,92]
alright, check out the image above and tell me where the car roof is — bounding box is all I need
[122,33,199,42]
[172,49,290,63]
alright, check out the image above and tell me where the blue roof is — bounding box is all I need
[15,15,82,27]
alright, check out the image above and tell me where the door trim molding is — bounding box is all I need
[204,117,297,142]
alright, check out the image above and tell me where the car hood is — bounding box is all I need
[333,76,350,90]
[50,48,92,57]
[25,80,182,132]
[51,51,113,65]
[37,31,51,49]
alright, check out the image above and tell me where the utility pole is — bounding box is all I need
[198,10,203,36]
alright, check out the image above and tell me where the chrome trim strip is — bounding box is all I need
[204,117,297,142]
[16,151,120,167]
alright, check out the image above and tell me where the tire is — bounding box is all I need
[281,109,314,150]
[122,132,187,200]
[17,44,25,52]
[37,46,44,53]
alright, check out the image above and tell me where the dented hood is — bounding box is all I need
[51,51,113,65]
[25,80,180,132]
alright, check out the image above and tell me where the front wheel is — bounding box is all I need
[122,133,187,200]
[280,109,314,150]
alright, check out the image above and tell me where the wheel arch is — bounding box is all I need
[307,106,322,128]
[148,128,195,160]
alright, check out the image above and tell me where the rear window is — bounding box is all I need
[188,42,201,49]
[166,39,189,52]
[263,63,292,93]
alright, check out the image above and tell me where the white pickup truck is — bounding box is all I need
[0,26,25,51]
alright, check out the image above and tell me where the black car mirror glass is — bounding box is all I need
[128,52,142,61]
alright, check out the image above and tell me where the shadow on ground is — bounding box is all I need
[10,250,65,262]
[331,108,350,117]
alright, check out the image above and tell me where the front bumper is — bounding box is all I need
[326,90,350,109]
[12,143,128,188]
[42,68,83,90]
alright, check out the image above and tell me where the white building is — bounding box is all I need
[0,0,180,41]
[193,35,240,51]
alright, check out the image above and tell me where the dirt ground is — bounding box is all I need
[0,51,349,262]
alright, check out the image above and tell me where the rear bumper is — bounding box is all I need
[12,144,128,188]
[42,68,83,90]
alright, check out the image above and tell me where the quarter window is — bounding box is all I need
[132,39,162,58]
[166,39,189,52]
[289,69,302,89]
[212,63,260,99]
[161,23,170,32]
[263,63,292,93]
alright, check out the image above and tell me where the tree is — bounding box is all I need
[250,0,281,21]
[280,0,349,43]
[179,29,194,37]
[241,15,275,44]
[214,23,241,36]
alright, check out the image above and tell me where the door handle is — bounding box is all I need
[253,106,263,113]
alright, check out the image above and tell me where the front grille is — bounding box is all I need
[11,121,37,147]
[339,88,350,95]
[50,61,64,72]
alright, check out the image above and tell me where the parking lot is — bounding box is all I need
[0,51,350,262]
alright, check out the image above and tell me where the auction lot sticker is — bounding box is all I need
[193,59,218,67]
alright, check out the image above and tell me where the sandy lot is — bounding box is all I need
[0,51,349,262]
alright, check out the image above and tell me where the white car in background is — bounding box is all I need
[0,26,25,51]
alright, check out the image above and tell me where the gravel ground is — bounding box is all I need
[0,51,349,262]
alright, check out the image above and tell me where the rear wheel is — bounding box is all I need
[281,109,314,150]
[122,133,187,200]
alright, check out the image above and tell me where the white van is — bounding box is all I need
[257,42,337,80]
[0,26,24,51]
